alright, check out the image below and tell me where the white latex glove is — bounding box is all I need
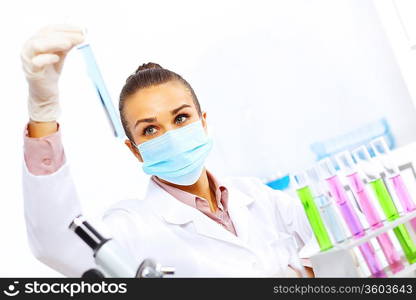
[21,24,85,122]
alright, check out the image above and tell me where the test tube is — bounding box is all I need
[77,42,125,138]
[336,151,404,273]
[318,158,386,278]
[293,172,333,251]
[305,167,347,244]
[352,146,416,264]
[371,137,416,232]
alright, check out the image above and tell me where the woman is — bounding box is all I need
[21,25,315,277]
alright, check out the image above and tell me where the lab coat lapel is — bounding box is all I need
[146,179,196,225]
[226,186,255,245]
[146,179,254,249]
[191,212,246,248]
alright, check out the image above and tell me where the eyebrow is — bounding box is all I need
[171,104,191,115]
[134,104,191,128]
[134,117,157,128]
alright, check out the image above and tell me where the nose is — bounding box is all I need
[160,120,180,134]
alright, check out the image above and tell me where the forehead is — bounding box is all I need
[123,81,196,121]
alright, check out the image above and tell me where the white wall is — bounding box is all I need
[1,0,416,276]
[197,0,416,178]
[373,0,416,113]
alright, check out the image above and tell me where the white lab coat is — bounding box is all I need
[22,161,313,277]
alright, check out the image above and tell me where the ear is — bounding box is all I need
[125,139,143,162]
[201,111,208,131]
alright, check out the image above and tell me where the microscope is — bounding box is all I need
[69,215,175,278]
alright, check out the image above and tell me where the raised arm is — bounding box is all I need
[21,25,96,277]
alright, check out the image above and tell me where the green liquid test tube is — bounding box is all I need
[296,185,333,251]
[370,178,400,221]
[370,178,416,264]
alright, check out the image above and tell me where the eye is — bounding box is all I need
[143,125,158,136]
[175,114,189,125]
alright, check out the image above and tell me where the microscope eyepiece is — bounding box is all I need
[69,215,109,255]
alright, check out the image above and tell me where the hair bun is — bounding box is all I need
[135,62,163,73]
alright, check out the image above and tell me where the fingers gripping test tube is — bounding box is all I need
[318,158,386,278]
[352,146,416,264]
[77,40,125,138]
[336,151,404,273]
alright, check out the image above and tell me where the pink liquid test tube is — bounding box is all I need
[391,175,416,228]
[371,138,416,233]
[319,158,386,278]
[337,152,404,274]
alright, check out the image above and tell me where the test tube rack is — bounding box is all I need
[309,208,416,277]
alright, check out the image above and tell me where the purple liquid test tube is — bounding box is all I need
[319,158,386,278]
[391,175,416,231]
[337,152,404,274]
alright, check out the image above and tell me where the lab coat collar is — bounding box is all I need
[147,179,198,225]
[145,178,256,248]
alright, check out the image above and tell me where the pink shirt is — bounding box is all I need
[152,174,237,236]
[23,124,66,175]
[23,123,237,236]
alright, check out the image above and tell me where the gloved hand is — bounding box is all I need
[21,24,85,122]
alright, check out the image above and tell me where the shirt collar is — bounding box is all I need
[151,170,229,211]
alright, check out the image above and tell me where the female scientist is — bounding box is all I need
[21,25,314,277]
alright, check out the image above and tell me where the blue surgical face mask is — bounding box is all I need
[134,120,213,186]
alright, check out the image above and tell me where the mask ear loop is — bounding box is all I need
[130,139,142,157]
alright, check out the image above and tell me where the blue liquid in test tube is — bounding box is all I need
[78,43,125,138]
[306,167,348,244]
[314,195,348,243]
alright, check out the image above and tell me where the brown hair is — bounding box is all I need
[119,62,201,142]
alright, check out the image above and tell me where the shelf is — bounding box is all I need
[309,209,416,277]
[313,209,416,256]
